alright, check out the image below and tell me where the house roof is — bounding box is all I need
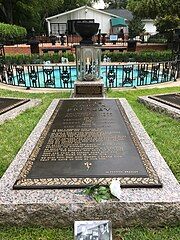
[46,5,120,21]
[102,9,133,21]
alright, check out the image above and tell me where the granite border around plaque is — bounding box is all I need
[0,98,30,115]
[149,93,180,110]
[0,98,179,227]
[138,93,180,120]
[0,97,41,124]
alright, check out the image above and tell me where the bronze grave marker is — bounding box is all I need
[0,98,30,115]
[14,99,162,189]
[149,93,180,110]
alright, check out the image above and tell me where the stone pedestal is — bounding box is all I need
[74,79,104,98]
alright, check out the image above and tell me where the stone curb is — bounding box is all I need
[0,98,179,227]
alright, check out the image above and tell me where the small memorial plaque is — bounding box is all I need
[76,85,102,95]
[74,80,104,97]
[0,98,30,115]
[14,99,162,189]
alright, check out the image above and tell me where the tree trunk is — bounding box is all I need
[3,0,13,23]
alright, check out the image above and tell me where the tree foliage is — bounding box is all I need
[127,0,160,19]
[0,0,96,34]
[155,16,180,33]
[60,0,94,12]
[0,22,27,43]
[127,0,180,19]
[127,0,180,35]
[128,16,145,38]
[104,0,128,9]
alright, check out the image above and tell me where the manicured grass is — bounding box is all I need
[0,226,180,240]
[107,87,180,181]
[0,89,71,176]
[0,87,179,239]
[0,226,73,240]
[114,226,180,240]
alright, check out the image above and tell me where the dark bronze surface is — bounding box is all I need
[74,22,99,45]
[149,93,180,110]
[0,98,30,115]
[75,85,103,97]
[14,99,162,189]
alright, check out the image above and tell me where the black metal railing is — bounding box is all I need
[0,61,179,89]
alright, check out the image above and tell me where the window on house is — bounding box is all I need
[50,23,67,35]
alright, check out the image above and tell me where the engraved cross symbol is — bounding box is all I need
[84,162,92,171]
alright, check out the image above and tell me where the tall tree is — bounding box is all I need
[0,0,14,23]
[60,0,94,12]
[128,16,145,38]
[127,0,161,19]
[0,0,96,34]
[104,0,128,9]
[127,0,180,37]
[127,0,180,19]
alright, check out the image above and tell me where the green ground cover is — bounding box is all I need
[0,90,71,176]
[3,50,172,65]
[0,87,179,239]
[0,226,180,240]
[107,87,180,181]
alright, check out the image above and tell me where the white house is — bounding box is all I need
[45,5,128,36]
[46,6,157,39]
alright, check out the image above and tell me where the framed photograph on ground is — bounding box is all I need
[74,220,112,240]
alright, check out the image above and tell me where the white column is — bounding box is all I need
[47,20,51,36]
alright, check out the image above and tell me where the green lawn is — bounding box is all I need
[0,87,179,239]
[0,90,71,176]
[0,226,180,240]
[107,87,180,181]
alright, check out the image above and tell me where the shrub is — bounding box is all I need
[0,23,27,44]
[3,51,172,65]
[4,53,75,65]
[102,50,173,62]
[148,33,167,43]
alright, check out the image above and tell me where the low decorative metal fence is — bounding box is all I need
[0,61,179,89]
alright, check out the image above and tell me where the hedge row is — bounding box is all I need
[3,53,75,65]
[2,50,174,65]
[0,23,27,44]
[102,50,173,62]
[147,33,167,44]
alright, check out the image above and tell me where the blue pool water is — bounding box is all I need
[13,64,172,88]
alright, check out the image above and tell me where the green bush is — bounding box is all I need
[102,50,173,62]
[0,23,27,44]
[148,33,167,43]
[4,53,75,65]
[3,51,172,65]
[148,38,167,43]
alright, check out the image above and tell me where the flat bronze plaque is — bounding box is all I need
[75,85,103,97]
[0,98,30,115]
[14,99,162,189]
[149,93,180,110]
